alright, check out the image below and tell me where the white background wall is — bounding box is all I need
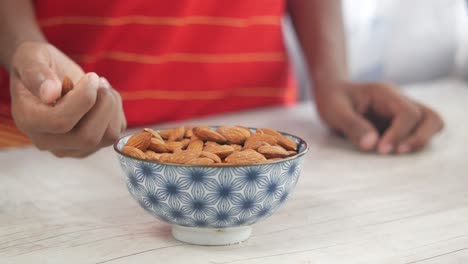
[285,0,468,99]
[343,0,468,83]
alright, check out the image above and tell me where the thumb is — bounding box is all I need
[18,61,62,104]
[336,109,379,151]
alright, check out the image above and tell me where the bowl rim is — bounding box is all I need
[114,126,309,167]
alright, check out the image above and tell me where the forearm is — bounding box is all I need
[287,0,348,92]
[0,0,46,70]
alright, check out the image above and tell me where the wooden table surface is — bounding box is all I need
[1,79,467,264]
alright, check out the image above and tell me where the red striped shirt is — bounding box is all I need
[0,0,295,147]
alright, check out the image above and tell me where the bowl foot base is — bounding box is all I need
[172,225,252,246]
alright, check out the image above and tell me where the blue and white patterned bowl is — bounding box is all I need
[114,128,308,245]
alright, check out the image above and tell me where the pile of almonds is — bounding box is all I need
[121,126,298,165]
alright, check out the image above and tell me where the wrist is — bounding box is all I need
[309,63,349,87]
[312,74,351,95]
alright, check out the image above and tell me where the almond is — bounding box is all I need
[231,144,243,151]
[159,129,172,139]
[277,136,297,151]
[236,126,253,136]
[258,128,297,151]
[145,150,161,161]
[205,141,219,147]
[166,141,185,153]
[203,144,234,159]
[257,128,282,137]
[125,132,152,151]
[187,157,215,165]
[181,138,190,148]
[164,150,200,164]
[243,134,277,150]
[225,149,267,164]
[184,126,194,138]
[125,126,297,165]
[122,146,146,159]
[158,153,173,162]
[143,128,163,140]
[173,148,183,154]
[193,127,227,143]
[187,139,204,152]
[216,126,250,144]
[243,140,269,151]
[257,145,289,158]
[168,126,185,141]
[61,76,74,96]
[190,135,200,142]
[148,138,170,153]
[200,151,222,163]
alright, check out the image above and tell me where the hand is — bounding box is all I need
[10,41,126,158]
[314,80,444,154]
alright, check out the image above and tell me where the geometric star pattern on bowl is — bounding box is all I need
[116,130,307,229]
[119,155,305,228]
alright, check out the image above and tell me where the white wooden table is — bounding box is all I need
[1,79,467,264]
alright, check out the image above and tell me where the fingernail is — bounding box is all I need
[397,144,411,154]
[379,144,393,154]
[360,132,378,150]
[99,77,110,89]
[40,79,61,102]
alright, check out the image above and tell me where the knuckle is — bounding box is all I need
[102,88,115,102]
[82,91,97,108]
[110,90,123,106]
[81,88,98,108]
[100,92,117,116]
[404,104,423,123]
[91,87,113,109]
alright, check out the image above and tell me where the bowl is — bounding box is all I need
[114,127,309,245]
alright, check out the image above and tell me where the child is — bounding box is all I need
[0,0,443,157]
